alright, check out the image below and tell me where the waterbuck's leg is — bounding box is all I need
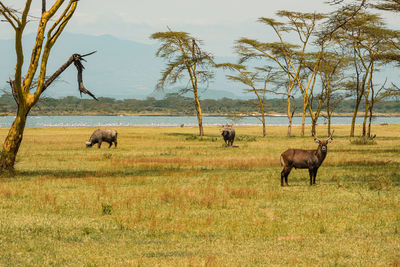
[285,172,289,186]
[281,167,292,186]
[108,142,112,148]
[313,168,318,185]
[114,141,117,148]
[309,169,313,186]
[97,141,102,149]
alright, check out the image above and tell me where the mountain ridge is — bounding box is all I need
[0,33,243,100]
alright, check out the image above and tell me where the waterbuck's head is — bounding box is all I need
[85,141,93,148]
[314,130,334,153]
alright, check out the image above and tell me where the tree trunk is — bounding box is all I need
[311,118,317,137]
[326,97,331,136]
[362,104,368,137]
[363,66,373,138]
[287,118,292,138]
[287,97,292,137]
[193,92,203,136]
[362,85,371,137]
[327,115,331,136]
[350,60,371,137]
[262,115,266,138]
[260,103,266,137]
[0,107,29,172]
[301,102,307,136]
[350,97,362,137]
[367,105,373,138]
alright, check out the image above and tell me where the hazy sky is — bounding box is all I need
[1,0,398,56]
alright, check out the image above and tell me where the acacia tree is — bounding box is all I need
[318,51,347,135]
[359,25,397,137]
[0,0,97,173]
[332,10,395,137]
[236,11,326,137]
[281,12,326,137]
[373,0,400,94]
[363,70,390,138]
[373,0,400,12]
[235,19,298,137]
[150,30,215,136]
[217,63,277,137]
[362,40,398,138]
[295,48,325,137]
[369,0,400,135]
[241,1,367,138]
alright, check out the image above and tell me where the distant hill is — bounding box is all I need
[0,33,243,100]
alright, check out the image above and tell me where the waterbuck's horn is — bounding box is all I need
[328,130,335,139]
[312,132,321,143]
[326,130,334,143]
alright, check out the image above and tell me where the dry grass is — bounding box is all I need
[0,124,399,265]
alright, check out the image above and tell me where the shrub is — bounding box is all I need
[350,136,377,145]
[367,175,392,191]
[236,135,257,142]
[103,153,112,159]
[101,203,113,215]
[185,135,218,142]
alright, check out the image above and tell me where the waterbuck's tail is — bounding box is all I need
[280,155,285,166]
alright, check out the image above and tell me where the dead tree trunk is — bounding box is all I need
[0,106,29,172]
[0,53,97,173]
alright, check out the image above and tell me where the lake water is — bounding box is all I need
[0,115,399,128]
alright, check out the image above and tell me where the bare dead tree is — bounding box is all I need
[0,0,98,172]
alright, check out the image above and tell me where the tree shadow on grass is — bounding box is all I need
[324,168,400,187]
[164,132,220,138]
[0,167,184,180]
[164,133,198,137]
[327,160,397,167]
[1,165,257,180]
[164,132,221,142]
[331,148,400,154]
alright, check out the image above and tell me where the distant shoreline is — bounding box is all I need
[0,114,398,128]
[1,113,400,117]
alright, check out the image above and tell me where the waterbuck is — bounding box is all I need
[280,131,334,186]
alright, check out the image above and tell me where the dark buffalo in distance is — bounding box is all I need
[86,129,118,148]
[221,127,235,146]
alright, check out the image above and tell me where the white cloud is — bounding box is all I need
[1,0,398,56]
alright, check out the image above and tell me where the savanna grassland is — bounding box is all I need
[0,125,399,266]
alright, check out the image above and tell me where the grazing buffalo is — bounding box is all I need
[221,127,235,146]
[86,129,118,148]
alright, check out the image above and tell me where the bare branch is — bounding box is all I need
[42,0,46,14]
[7,79,18,106]
[21,0,32,26]
[47,0,75,44]
[323,0,367,40]
[32,0,78,100]
[0,2,19,29]
[73,55,98,101]
[42,52,98,101]
[372,0,400,12]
